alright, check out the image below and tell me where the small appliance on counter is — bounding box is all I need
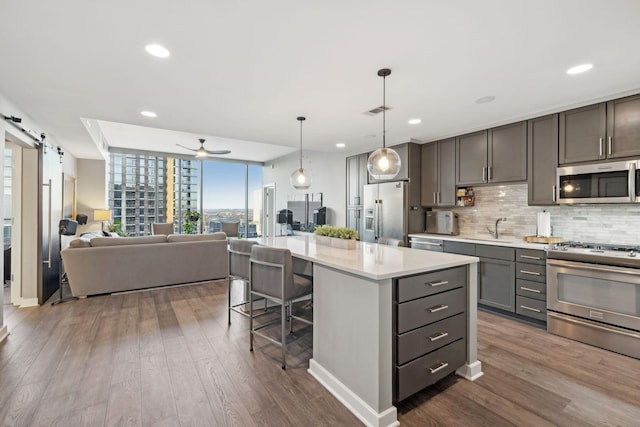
[426,211,459,235]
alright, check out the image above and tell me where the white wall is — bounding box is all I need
[76,159,108,235]
[263,150,346,227]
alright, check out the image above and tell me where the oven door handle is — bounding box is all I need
[547,258,640,276]
[548,312,640,340]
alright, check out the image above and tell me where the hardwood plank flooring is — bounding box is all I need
[1,280,639,426]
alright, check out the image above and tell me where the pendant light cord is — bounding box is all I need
[299,118,303,169]
[382,73,386,149]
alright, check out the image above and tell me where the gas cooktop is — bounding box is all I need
[547,241,640,268]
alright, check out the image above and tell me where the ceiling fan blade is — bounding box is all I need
[176,143,197,152]
[205,149,232,155]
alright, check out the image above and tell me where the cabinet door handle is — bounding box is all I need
[520,270,541,276]
[416,242,443,247]
[520,305,541,313]
[599,138,603,157]
[608,136,612,156]
[429,362,449,374]
[425,280,449,287]
[428,332,449,342]
[482,167,487,182]
[428,304,449,313]
[552,185,557,203]
[433,192,437,204]
[520,286,541,293]
[519,255,541,260]
[488,166,492,181]
[437,192,441,204]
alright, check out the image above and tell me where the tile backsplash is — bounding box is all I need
[442,183,640,245]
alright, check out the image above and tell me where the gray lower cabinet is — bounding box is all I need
[515,248,547,321]
[476,244,515,311]
[393,267,468,402]
[528,114,559,205]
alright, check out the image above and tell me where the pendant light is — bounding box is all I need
[367,68,401,180]
[290,116,312,189]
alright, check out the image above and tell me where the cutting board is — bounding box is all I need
[523,236,564,243]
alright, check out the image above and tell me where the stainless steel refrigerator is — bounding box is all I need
[362,181,408,244]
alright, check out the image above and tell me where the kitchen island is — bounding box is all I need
[257,235,481,427]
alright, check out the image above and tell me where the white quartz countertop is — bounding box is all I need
[256,235,478,280]
[409,233,549,250]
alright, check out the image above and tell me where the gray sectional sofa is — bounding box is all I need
[61,232,229,297]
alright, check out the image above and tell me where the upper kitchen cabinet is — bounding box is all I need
[559,103,606,164]
[456,130,487,186]
[528,114,559,205]
[456,121,527,186]
[346,153,368,207]
[368,142,421,184]
[421,138,456,207]
[606,94,640,159]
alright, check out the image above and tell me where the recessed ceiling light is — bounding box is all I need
[145,44,170,58]
[566,63,593,75]
[336,142,346,148]
[475,96,496,104]
[141,111,157,118]
[408,118,422,125]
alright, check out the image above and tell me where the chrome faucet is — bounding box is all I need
[486,217,507,239]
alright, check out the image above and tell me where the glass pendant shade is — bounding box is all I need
[367,147,401,179]
[291,116,311,189]
[290,167,311,189]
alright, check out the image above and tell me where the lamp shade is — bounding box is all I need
[367,147,402,180]
[93,209,111,221]
[290,168,311,189]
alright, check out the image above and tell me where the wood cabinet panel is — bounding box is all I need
[456,130,488,186]
[488,121,527,183]
[559,103,606,164]
[528,114,559,205]
[607,94,640,159]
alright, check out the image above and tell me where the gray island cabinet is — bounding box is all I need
[258,235,481,427]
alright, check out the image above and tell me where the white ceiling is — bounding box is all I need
[1,1,640,162]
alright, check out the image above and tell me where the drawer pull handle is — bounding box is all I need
[428,332,449,342]
[519,255,541,260]
[429,362,449,374]
[520,305,541,313]
[519,286,541,293]
[428,304,449,313]
[426,280,449,287]
[520,270,541,276]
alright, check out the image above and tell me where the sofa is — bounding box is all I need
[61,232,229,297]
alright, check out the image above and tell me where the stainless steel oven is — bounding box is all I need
[547,258,640,359]
[557,160,637,204]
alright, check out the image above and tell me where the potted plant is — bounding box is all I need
[314,225,359,250]
[184,210,201,234]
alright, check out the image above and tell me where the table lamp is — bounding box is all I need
[94,209,111,232]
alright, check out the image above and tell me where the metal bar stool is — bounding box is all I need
[249,245,313,369]
[228,239,263,324]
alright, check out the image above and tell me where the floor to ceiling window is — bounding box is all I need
[109,152,262,236]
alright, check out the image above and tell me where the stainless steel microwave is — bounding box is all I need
[557,160,637,204]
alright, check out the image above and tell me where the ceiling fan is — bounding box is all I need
[176,138,231,158]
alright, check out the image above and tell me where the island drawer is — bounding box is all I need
[476,245,515,261]
[396,313,466,365]
[516,262,546,282]
[396,338,466,401]
[516,295,547,321]
[516,248,546,265]
[516,278,546,301]
[397,286,466,333]
[397,266,466,303]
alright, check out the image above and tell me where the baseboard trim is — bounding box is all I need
[19,298,39,308]
[308,359,399,427]
[0,325,8,343]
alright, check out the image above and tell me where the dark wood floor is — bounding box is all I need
[1,281,639,426]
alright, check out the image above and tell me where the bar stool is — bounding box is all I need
[228,239,259,324]
[249,245,313,369]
